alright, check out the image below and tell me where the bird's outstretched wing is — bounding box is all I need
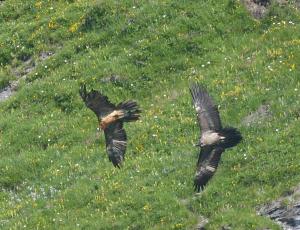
[194,146,224,192]
[104,122,127,168]
[79,84,116,118]
[189,83,222,132]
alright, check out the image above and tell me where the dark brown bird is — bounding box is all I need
[189,83,242,192]
[79,84,141,168]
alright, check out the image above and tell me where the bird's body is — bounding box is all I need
[79,84,141,168]
[189,83,242,192]
[200,130,225,146]
[100,110,125,130]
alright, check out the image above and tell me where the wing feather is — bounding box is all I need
[189,83,222,132]
[194,146,224,192]
[79,84,116,118]
[104,122,127,168]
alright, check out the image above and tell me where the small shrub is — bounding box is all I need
[53,93,75,113]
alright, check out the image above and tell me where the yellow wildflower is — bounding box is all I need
[35,1,42,9]
[143,204,151,211]
[69,22,80,33]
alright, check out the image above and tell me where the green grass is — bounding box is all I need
[0,0,300,229]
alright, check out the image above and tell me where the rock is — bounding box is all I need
[9,80,19,91]
[241,104,272,126]
[242,0,292,19]
[258,184,300,230]
[1,51,53,103]
[195,216,209,230]
[220,225,232,230]
[1,58,36,103]
[0,86,14,102]
[253,0,270,6]
[100,74,125,83]
[242,0,269,19]
[11,57,35,78]
[40,51,54,61]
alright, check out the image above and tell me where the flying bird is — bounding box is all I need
[79,84,141,168]
[189,83,242,192]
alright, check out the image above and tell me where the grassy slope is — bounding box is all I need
[0,0,299,229]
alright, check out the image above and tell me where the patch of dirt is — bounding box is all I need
[241,104,272,126]
[258,184,300,230]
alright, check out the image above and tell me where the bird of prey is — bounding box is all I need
[79,84,141,168]
[189,83,242,192]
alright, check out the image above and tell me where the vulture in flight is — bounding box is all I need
[79,84,141,168]
[189,83,242,192]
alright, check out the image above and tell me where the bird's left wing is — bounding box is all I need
[189,83,222,132]
[194,146,224,192]
[79,84,116,118]
[104,122,127,168]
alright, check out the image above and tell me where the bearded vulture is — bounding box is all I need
[189,83,242,192]
[79,84,141,168]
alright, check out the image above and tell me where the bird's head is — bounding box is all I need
[79,84,99,111]
[194,142,205,148]
[199,142,205,147]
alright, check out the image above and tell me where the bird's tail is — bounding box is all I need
[219,127,242,148]
[117,100,141,122]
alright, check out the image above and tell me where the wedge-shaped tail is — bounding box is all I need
[117,100,141,122]
[219,127,242,149]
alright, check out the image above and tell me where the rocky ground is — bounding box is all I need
[258,184,300,230]
[0,51,53,103]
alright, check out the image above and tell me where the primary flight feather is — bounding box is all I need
[79,84,141,168]
[189,83,242,192]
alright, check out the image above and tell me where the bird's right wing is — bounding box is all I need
[194,146,224,192]
[104,121,127,168]
[189,83,222,132]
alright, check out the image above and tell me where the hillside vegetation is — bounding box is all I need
[0,0,300,229]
